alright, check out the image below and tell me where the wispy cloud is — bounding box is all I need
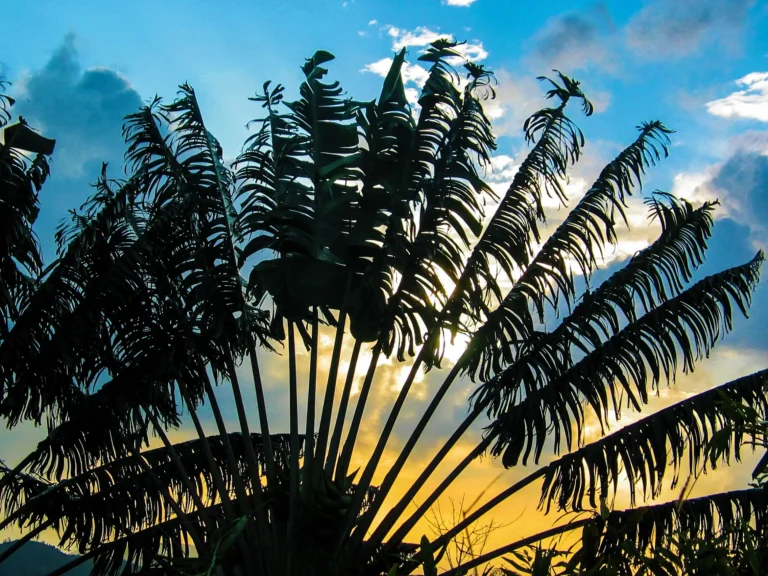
[443,0,479,6]
[530,5,615,72]
[707,72,768,122]
[626,0,756,58]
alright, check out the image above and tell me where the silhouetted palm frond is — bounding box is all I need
[541,369,768,512]
[473,194,718,418]
[1,42,766,576]
[489,252,764,467]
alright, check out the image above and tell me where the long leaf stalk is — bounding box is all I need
[142,410,215,527]
[246,337,278,484]
[223,349,276,571]
[124,443,208,555]
[177,381,236,518]
[315,280,353,480]
[303,307,319,494]
[143,407,262,576]
[325,339,362,477]
[202,376,266,572]
[286,322,301,576]
[177,381,259,576]
[335,340,384,482]
[369,406,491,553]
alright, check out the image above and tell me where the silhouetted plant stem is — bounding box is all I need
[335,339,384,483]
[177,380,235,517]
[223,347,276,573]
[124,442,208,555]
[315,281,352,482]
[246,336,277,484]
[142,409,214,527]
[340,340,464,551]
[325,338,361,477]
[366,405,491,553]
[202,376,265,574]
[287,321,301,576]
[177,381,258,575]
[303,307,319,495]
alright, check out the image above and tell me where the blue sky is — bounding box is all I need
[3,0,768,550]
[3,0,767,349]
[2,0,767,257]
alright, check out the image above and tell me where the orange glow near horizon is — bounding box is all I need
[1,331,766,572]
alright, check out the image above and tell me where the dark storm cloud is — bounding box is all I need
[708,149,768,248]
[14,34,142,179]
[530,4,614,72]
[626,0,756,58]
[8,34,142,257]
[699,217,768,350]
[675,136,768,347]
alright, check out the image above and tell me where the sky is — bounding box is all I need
[3,0,768,561]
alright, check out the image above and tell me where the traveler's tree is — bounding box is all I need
[0,42,766,575]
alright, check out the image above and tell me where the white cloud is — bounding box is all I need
[452,40,488,63]
[382,26,488,63]
[361,58,391,77]
[483,154,518,196]
[484,103,505,120]
[386,26,401,39]
[402,63,430,86]
[361,58,430,87]
[361,25,491,120]
[368,19,378,25]
[358,31,367,37]
[488,154,517,180]
[444,0,479,6]
[671,169,722,208]
[389,26,450,50]
[706,72,768,122]
[405,87,420,105]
